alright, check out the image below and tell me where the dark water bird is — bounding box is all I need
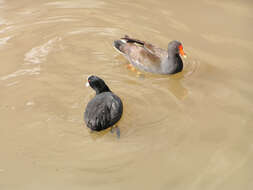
[84,76,123,136]
[114,35,186,74]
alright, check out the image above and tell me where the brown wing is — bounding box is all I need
[121,35,167,58]
[120,40,163,73]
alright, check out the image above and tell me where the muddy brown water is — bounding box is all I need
[0,0,253,189]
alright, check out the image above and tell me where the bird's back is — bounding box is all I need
[84,92,123,131]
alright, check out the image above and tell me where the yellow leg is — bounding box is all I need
[126,64,144,78]
[126,64,136,72]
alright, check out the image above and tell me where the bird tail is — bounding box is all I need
[113,39,126,54]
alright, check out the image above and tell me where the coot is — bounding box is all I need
[84,76,123,133]
[114,35,186,74]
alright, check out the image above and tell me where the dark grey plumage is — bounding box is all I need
[84,76,123,131]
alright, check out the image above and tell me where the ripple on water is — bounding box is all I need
[0,36,11,46]
[24,36,62,65]
[0,67,40,80]
[0,26,13,34]
[34,16,79,25]
[0,17,13,47]
[45,0,105,9]
[68,27,120,37]
[181,55,201,78]
[0,37,62,81]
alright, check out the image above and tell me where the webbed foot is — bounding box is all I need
[110,125,120,139]
[115,125,120,139]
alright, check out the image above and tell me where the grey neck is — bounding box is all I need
[160,54,183,74]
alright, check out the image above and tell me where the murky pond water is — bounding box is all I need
[0,0,253,189]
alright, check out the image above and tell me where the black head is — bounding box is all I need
[168,40,186,57]
[87,75,111,94]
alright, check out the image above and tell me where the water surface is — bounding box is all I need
[0,0,252,189]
